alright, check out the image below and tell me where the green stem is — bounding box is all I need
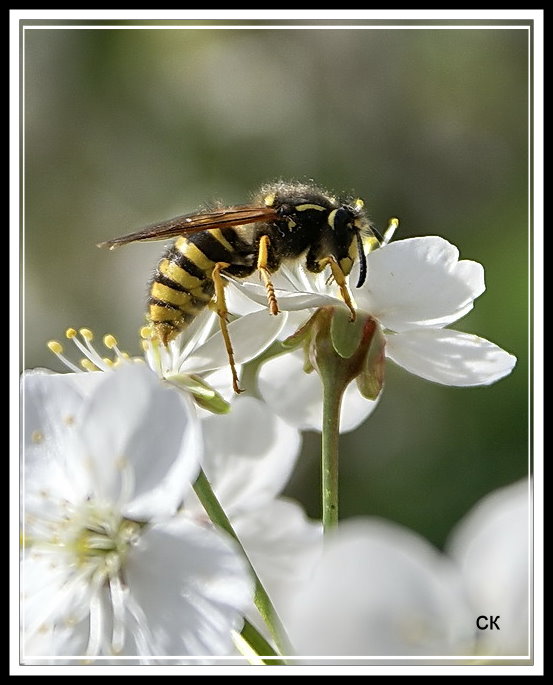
[193,468,290,658]
[321,374,344,532]
[240,620,286,665]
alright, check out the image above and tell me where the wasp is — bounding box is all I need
[98,180,393,393]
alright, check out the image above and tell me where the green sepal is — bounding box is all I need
[281,310,322,350]
[355,327,386,401]
[330,307,366,359]
[167,373,231,414]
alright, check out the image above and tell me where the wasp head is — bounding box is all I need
[328,199,369,288]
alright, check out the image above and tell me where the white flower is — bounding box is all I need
[279,479,531,661]
[45,308,287,409]
[21,363,254,661]
[228,236,517,431]
[280,517,474,660]
[446,478,531,657]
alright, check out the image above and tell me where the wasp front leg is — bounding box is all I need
[309,254,357,322]
[211,262,243,394]
[256,234,279,316]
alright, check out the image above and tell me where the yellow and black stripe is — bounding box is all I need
[148,227,255,344]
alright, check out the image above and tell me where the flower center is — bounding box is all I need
[28,497,142,584]
[25,497,143,656]
[70,504,141,575]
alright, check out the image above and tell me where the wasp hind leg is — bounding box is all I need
[257,234,279,316]
[212,262,243,394]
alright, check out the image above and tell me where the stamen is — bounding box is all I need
[103,334,129,367]
[79,328,94,342]
[85,584,103,657]
[140,325,154,340]
[47,340,63,355]
[67,329,104,369]
[47,340,82,373]
[79,329,110,369]
[108,571,126,654]
[103,334,118,349]
[80,358,99,372]
[50,327,132,373]
[382,217,399,246]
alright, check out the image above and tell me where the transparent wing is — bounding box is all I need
[97,204,278,250]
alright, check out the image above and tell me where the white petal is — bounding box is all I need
[357,237,486,332]
[22,371,92,502]
[78,364,202,518]
[228,271,342,313]
[386,328,517,386]
[22,370,85,458]
[181,310,287,373]
[200,366,242,404]
[199,396,302,514]
[447,479,531,656]
[225,280,266,316]
[281,518,474,657]
[22,555,92,658]
[124,517,254,656]
[232,498,322,616]
[258,350,379,432]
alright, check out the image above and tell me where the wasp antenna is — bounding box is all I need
[355,230,368,288]
[370,225,385,244]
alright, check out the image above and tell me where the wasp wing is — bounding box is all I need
[97,205,278,250]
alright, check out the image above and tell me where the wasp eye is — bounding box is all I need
[330,206,353,232]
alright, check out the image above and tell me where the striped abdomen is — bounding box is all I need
[148,227,255,344]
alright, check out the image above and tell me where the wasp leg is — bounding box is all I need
[319,256,356,322]
[212,262,243,394]
[257,234,279,316]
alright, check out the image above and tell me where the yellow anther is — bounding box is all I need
[382,217,400,245]
[47,340,63,355]
[120,352,130,360]
[79,328,94,341]
[140,326,153,340]
[354,198,364,209]
[102,357,115,368]
[103,334,118,349]
[80,358,98,371]
[65,328,77,339]
[31,430,44,444]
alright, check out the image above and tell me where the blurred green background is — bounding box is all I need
[23,21,530,549]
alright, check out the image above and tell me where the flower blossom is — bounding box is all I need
[447,478,531,657]
[280,478,531,661]
[21,363,254,661]
[44,300,286,411]
[226,236,517,431]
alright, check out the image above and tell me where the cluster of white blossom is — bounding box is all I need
[20,235,528,666]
